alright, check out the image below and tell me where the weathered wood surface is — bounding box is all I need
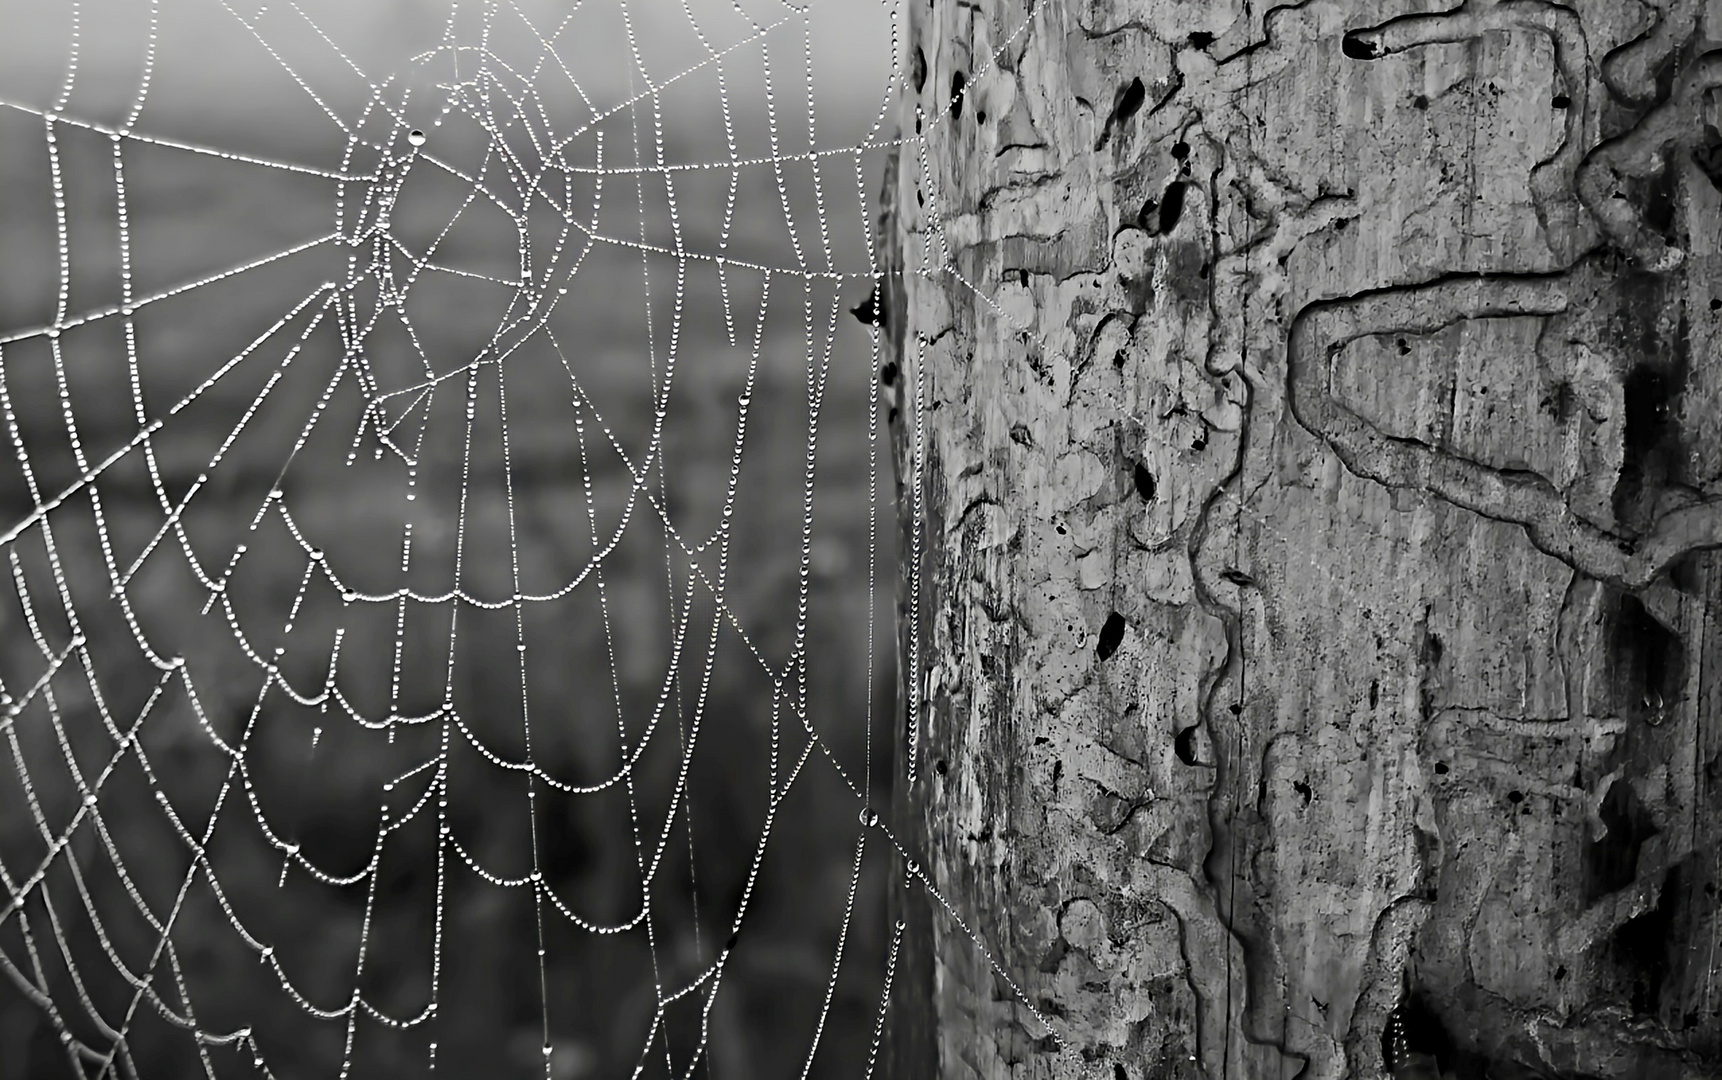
[879,1,1722,1077]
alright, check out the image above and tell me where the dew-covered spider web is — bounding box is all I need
[0,0,1000,1075]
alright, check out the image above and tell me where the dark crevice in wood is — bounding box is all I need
[1132,462,1155,502]
[1094,78,1145,151]
[1156,180,1186,235]
[1586,778,1660,901]
[1095,611,1126,661]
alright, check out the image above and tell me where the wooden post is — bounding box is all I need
[880,2,1722,1077]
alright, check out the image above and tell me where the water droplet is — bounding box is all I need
[84,793,97,807]
[859,808,878,827]
[905,859,920,876]
[407,130,427,146]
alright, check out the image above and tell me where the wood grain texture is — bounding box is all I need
[878,1,1722,1077]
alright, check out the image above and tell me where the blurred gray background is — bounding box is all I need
[0,2,901,1077]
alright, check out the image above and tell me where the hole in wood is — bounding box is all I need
[1133,462,1156,502]
[1096,612,1126,661]
[1158,180,1186,234]
[1114,77,1145,123]
[1173,725,1200,766]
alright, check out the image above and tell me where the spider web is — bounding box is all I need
[0,1,952,1076]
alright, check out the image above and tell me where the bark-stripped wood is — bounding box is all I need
[879,1,1722,1077]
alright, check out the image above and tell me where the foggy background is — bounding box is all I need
[0,1,901,1077]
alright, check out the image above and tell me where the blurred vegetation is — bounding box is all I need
[0,4,899,1075]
